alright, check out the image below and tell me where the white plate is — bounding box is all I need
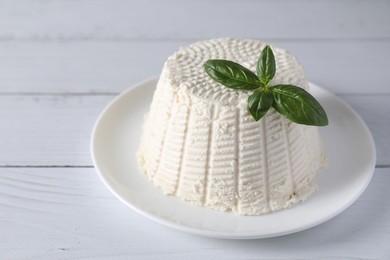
[91,77,376,239]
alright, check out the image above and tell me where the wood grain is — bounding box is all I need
[0,95,110,166]
[0,167,389,259]
[0,0,389,40]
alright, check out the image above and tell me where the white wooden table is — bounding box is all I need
[1,1,389,259]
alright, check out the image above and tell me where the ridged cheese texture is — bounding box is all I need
[137,38,327,215]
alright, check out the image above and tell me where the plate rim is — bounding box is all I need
[91,77,376,239]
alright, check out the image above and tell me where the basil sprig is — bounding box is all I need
[204,45,328,126]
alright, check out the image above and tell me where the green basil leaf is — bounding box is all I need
[204,60,260,90]
[271,84,328,126]
[257,45,276,85]
[247,90,274,121]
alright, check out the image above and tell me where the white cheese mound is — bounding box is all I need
[138,38,327,215]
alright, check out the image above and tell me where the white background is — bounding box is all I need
[0,0,389,259]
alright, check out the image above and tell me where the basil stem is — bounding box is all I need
[204,45,328,126]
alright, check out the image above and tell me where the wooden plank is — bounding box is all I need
[0,0,389,40]
[1,40,389,94]
[0,94,388,167]
[0,95,111,166]
[1,167,389,258]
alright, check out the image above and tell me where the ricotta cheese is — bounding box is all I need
[138,38,327,215]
